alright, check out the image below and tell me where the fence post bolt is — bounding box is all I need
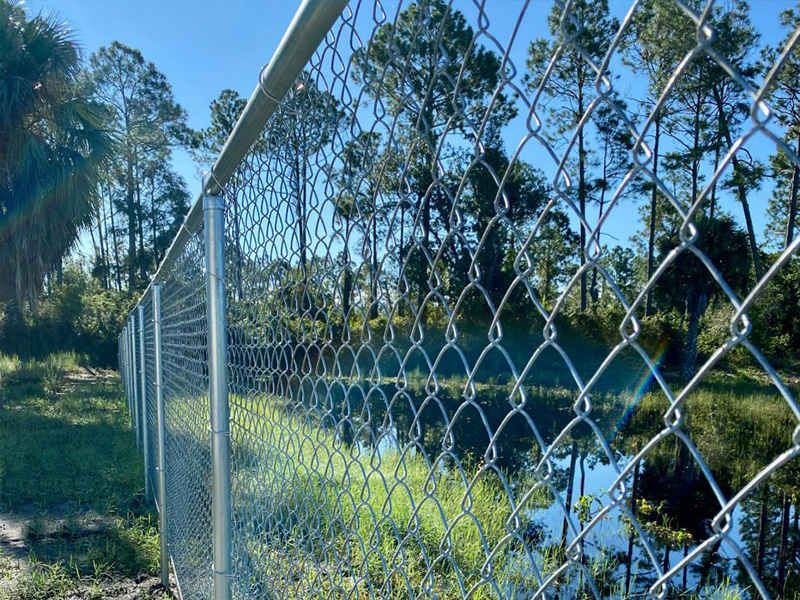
[152,285,170,589]
[138,304,150,500]
[204,192,233,600]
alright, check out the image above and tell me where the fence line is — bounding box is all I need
[118,0,800,599]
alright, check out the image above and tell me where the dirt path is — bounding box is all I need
[0,512,28,596]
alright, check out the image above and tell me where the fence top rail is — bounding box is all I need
[137,0,348,305]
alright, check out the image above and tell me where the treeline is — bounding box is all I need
[0,2,237,361]
[2,0,800,375]
[215,0,800,385]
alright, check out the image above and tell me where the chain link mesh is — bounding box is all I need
[160,231,213,600]
[131,313,142,450]
[120,1,800,598]
[143,290,159,503]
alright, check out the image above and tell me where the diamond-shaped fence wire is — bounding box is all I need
[120,1,800,598]
[130,313,142,450]
[143,291,159,503]
[159,231,213,600]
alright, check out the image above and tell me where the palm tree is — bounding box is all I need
[0,1,111,308]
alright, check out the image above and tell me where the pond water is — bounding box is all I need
[225,344,799,600]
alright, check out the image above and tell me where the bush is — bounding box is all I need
[0,263,135,367]
[748,254,800,367]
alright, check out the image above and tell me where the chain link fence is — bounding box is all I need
[119,0,800,598]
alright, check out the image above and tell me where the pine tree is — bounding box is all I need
[86,42,187,289]
[527,0,620,312]
[763,4,800,250]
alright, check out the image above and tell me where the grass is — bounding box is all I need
[220,370,795,600]
[0,367,141,509]
[230,401,552,599]
[9,513,161,600]
[0,351,780,599]
[228,415,531,598]
[0,353,168,600]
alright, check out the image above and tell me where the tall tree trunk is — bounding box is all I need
[578,82,587,312]
[712,86,762,280]
[136,180,147,281]
[777,491,791,597]
[343,248,352,327]
[399,202,405,317]
[301,157,308,276]
[97,201,109,290]
[94,205,106,289]
[690,88,702,207]
[590,179,607,303]
[785,136,799,249]
[625,460,640,597]
[681,290,708,380]
[150,176,157,268]
[108,184,123,292]
[370,200,378,321]
[293,152,307,310]
[544,261,553,308]
[126,162,136,290]
[419,189,430,329]
[88,221,99,272]
[709,117,721,222]
[646,117,661,317]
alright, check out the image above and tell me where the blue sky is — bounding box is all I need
[24,0,799,259]
[26,0,306,192]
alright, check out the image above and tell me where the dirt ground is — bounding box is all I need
[0,506,175,599]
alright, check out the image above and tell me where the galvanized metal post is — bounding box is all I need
[126,328,132,425]
[152,285,170,589]
[124,332,131,422]
[203,192,232,600]
[120,333,126,416]
[130,316,140,448]
[138,304,150,500]
[124,328,129,427]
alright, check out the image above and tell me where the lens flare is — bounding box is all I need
[611,338,670,440]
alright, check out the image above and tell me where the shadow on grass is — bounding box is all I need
[0,371,169,599]
[0,379,143,511]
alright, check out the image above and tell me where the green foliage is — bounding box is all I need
[188,88,247,164]
[749,255,800,365]
[0,264,134,366]
[85,40,188,290]
[762,4,800,250]
[229,396,556,600]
